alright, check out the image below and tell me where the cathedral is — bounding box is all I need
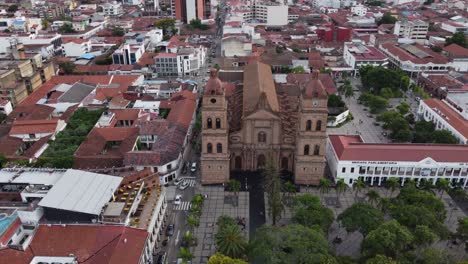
[200,61,328,185]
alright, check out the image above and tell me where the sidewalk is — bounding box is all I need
[192,186,249,264]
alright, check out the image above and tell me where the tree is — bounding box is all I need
[396,102,410,115]
[215,224,247,258]
[217,215,237,230]
[344,85,354,98]
[191,194,204,208]
[327,95,345,108]
[7,5,18,12]
[338,203,384,236]
[249,224,336,264]
[59,62,76,74]
[291,66,305,73]
[378,13,397,25]
[0,154,7,168]
[445,32,467,48]
[385,178,399,197]
[368,96,388,113]
[111,27,125,36]
[282,181,296,206]
[365,255,397,264]
[413,225,437,247]
[41,19,50,30]
[318,178,332,198]
[155,18,176,35]
[187,215,200,231]
[430,130,458,144]
[393,128,412,142]
[178,247,193,262]
[207,253,248,264]
[415,248,454,264]
[431,46,442,53]
[263,157,283,225]
[182,231,197,247]
[227,179,241,195]
[362,220,413,258]
[377,197,391,215]
[390,204,446,237]
[366,190,380,206]
[352,178,366,200]
[380,87,394,99]
[292,194,334,232]
[58,23,76,33]
[413,121,435,143]
[335,179,348,203]
[189,18,209,30]
[435,178,450,198]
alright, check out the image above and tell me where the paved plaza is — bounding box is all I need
[191,186,249,264]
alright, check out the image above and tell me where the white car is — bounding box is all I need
[190,162,197,172]
[174,195,182,205]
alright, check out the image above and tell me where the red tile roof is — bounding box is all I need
[423,98,468,138]
[166,91,197,128]
[10,119,59,135]
[329,134,468,163]
[443,43,468,58]
[380,43,450,65]
[0,225,148,264]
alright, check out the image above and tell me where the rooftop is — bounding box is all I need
[329,134,468,163]
[423,98,468,138]
[38,170,123,215]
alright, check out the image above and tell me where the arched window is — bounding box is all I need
[217,143,223,153]
[304,145,310,155]
[207,143,213,153]
[216,118,221,129]
[316,120,322,131]
[314,145,320,155]
[306,120,312,131]
[258,132,266,143]
[207,118,212,129]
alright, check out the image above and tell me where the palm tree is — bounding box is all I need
[335,179,348,207]
[377,197,391,215]
[187,215,200,231]
[318,178,331,199]
[418,179,435,194]
[352,178,366,200]
[228,179,241,196]
[215,224,247,258]
[191,194,204,208]
[435,179,450,199]
[282,181,296,207]
[182,231,197,247]
[178,247,193,263]
[263,157,284,225]
[385,178,399,197]
[366,190,380,206]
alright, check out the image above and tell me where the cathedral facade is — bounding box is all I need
[201,61,328,185]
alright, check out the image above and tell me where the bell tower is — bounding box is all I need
[294,70,328,185]
[201,69,230,184]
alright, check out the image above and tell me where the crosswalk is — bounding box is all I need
[174,201,192,211]
[185,179,196,187]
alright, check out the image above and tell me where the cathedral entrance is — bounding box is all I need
[235,156,242,170]
[281,157,289,171]
[257,154,266,169]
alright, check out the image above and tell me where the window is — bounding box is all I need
[216,118,221,129]
[29,134,36,139]
[306,120,312,131]
[207,118,212,129]
[207,143,213,153]
[258,132,266,143]
[316,120,322,131]
[304,145,310,155]
[314,145,320,155]
[217,143,222,153]
[342,167,346,173]
[351,168,355,173]
[167,164,172,170]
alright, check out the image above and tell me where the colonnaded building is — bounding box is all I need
[201,61,328,185]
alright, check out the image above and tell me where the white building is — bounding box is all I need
[393,19,429,44]
[351,4,367,16]
[441,21,468,34]
[417,98,468,144]
[313,0,341,8]
[101,1,123,16]
[0,99,13,116]
[221,35,252,57]
[62,38,91,57]
[112,43,145,65]
[123,0,143,5]
[326,135,468,187]
[250,1,289,26]
[154,45,207,77]
[0,34,62,55]
[344,42,388,75]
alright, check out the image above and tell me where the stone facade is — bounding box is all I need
[201,61,328,185]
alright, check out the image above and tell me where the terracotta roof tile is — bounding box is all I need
[423,98,468,138]
[10,119,59,135]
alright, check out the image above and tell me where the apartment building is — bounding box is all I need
[154,45,206,77]
[112,43,145,65]
[250,1,288,26]
[101,1,123,16]
[393,19,429,44]
[344,42,388,75]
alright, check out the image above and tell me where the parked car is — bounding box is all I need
[156,251,167,264]
[174,178,183,186]
[174,194,182,205]
[190,162,197,172]
[179,180,189,190]
[166,224,174,236]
